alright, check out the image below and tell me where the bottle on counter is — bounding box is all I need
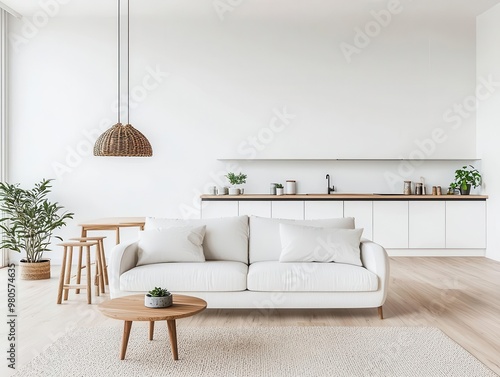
[415,182,423,195]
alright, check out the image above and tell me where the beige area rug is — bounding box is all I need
[13,326,497,377]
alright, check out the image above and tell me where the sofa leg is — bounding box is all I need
[378,306,384,319]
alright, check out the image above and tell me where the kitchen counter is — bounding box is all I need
[200,194,488,201]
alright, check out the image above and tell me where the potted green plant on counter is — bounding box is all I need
[275,183,284,196]
[0,178,74,280]
[145,287,172,308]
[225,172,247,195]
[449,165,482,195]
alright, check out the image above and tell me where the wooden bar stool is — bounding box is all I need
[57,241,98,304]
[70,236,108,294]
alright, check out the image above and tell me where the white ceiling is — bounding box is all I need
[3,0,500,18]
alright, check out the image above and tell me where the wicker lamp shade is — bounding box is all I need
[94,0,153,158]
[94,123,153,157]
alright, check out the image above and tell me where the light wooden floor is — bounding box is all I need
[1,257,500,376]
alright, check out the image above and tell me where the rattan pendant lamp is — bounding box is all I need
[94,0,152,157]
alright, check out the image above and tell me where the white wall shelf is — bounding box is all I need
[217,158,482,161]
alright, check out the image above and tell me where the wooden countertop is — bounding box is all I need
[201,194,488,200]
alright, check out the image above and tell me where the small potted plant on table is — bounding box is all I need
[225,172,247,195]
[145,287,172,308]
[0,178,74,280]
[449,165,481,195]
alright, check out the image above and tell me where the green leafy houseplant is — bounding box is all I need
[0,179,74,263]
[275,183,284,196]
[147,287,171,297]
[450,165,481,195]
[225,172,247,186]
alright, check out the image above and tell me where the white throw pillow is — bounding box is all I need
[136,226,206,266]
[249,216,355,263]
[145,216,249,263]
[279,223,363,266]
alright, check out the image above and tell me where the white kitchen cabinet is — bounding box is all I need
[373,201,409,248]
[199,196,487,255]
[271,201,304,219]
[238,201,272,217]
[201,201,238,219]
[344,201,373,241]
[304,201,343,219]
[409,201,446,248]
[446,201,486,248]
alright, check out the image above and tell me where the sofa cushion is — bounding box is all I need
[120,261,248,292]
[279,224,363,266]
[145,215,249,264]
[249,216,355,263]
[247,261,378,292]
[136,226,206,266]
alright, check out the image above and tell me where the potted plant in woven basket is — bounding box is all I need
[145,287,172,308]
[0,179,74,280]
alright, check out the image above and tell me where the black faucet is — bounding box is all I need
[326,174,335,194]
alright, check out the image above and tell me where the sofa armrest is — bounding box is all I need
[360,239,390,303]
[109,240,139,298]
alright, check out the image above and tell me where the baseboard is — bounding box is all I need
[387,249,486,257]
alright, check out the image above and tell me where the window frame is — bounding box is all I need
[0,9,8,267]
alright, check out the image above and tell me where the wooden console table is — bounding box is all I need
[79,217,146,244]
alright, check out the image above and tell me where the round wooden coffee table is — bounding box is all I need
[98,294,207,360]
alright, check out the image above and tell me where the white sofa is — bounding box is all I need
[109,215,390,318]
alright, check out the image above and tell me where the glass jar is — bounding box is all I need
[404,181,412,195]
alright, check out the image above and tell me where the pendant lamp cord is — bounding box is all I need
[127,0,130,125]
[117,0,121,124]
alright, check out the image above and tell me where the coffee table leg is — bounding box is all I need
[120,321,133,360]
[149,321,154,341]
[167,319,178,360]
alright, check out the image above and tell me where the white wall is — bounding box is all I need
[7,1,485,263]
[477,5,500,262]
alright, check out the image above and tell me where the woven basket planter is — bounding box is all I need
[19,259,51,280]
[94,123,153,157]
